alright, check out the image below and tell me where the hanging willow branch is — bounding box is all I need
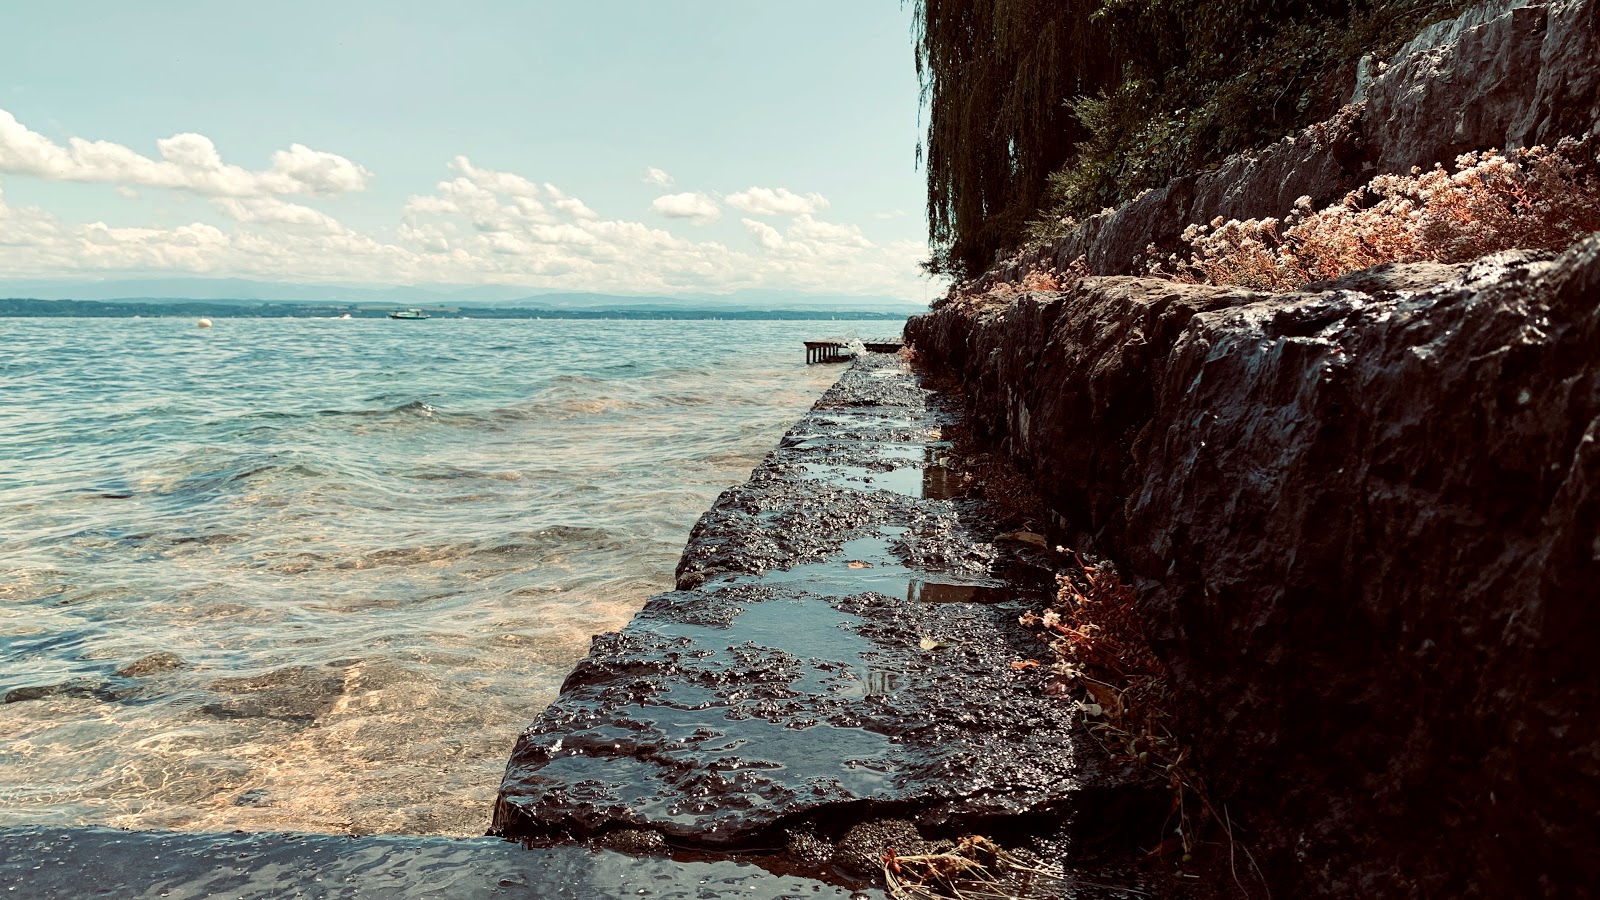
[909,0,1117,278]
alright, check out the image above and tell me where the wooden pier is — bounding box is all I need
[804,338,904,364]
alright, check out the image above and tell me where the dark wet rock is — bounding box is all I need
[833,819,947,878]
[0,826,877,900]
[1364,0,1600,173]
[201,663,347,723]
[1300,258,1477,294]
[114,651,188,678]
[784,828,835,867]
[496,355,1164,879]
[598,829,668,854]
[232,788,272,807]
[961,0,1600,288]
[674,481,919,589]
[917,278,1256,546]
[906,236,1600,896]
[3,676,141,704]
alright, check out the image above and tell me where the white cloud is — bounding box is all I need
[725,186,829,217]
[452,156,540,198]
[263,143,371,194]
[405,158,550,226]
[643,166,673,188]
[741,218,784,250]
[789,214,872,249]
[650,192,721,225]
[0,108,371,198]
[544,183,597,220]
[0,144,934,299]
[212,196,345,232]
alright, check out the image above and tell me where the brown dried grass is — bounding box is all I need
[1018,553,1269,898]
[1145,138,1600,290]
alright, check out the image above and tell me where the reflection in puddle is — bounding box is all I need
[919,465,960,501]
[866,671,903,695]
[802,443,963,501]
[808,463,962,500]
[655,593,876,663]
[754,535,1014,609]
[907,581,1012,604]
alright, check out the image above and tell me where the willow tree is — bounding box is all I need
[910,0,1359,279]
[911,0,1118,278]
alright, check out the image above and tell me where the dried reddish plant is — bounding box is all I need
[1146,138,1600,290]
[1017,554,1270,891]
[1023,555,1165,680]
[939,255,1089,313]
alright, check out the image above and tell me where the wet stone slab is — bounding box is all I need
[494,354,1157,879]
[0,826,878,900]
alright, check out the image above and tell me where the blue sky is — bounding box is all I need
[0,2,938,300]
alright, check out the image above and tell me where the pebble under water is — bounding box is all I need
[0,316,863,836]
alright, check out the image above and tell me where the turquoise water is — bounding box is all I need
[0,317,868,835]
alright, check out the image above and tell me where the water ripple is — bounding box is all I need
[0,316,873,836]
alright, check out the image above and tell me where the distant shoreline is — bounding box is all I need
[0,298,912,321]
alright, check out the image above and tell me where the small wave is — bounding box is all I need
[486,394,647,422]
[352,526,625,569]
[317,399,439,419]
[410,465,524,483]
[147,451,337,505]
[656,393,715,407]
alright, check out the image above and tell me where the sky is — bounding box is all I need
[0,2,941,302]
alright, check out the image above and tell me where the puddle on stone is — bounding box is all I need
[823,666,914,700]
[919,465,960,500]
[747,534,1012,610]
[867,442,927,463]
[528,718,901,831]
[807,463,961,500]
[907,581,1012,604]
[797,438,964,500]
[755,535,916,598]
[866,671,904,695]
[651,594,875,664]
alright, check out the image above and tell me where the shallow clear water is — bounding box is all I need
[0,316,872,836]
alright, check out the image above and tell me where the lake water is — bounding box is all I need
[0,317,872,836]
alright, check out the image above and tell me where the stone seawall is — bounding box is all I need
[904,238,1600,896]
[492,353,1199,894]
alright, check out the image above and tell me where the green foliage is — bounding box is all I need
[911,0,1475,277]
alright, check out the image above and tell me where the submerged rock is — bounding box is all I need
[201,663,348,723]
[2,677,140,704]
[114,651,188,678]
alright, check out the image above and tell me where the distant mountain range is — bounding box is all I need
[0,277,928,315]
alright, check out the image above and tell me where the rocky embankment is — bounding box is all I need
[907,234,1600,895]
[902,2,1600,894]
